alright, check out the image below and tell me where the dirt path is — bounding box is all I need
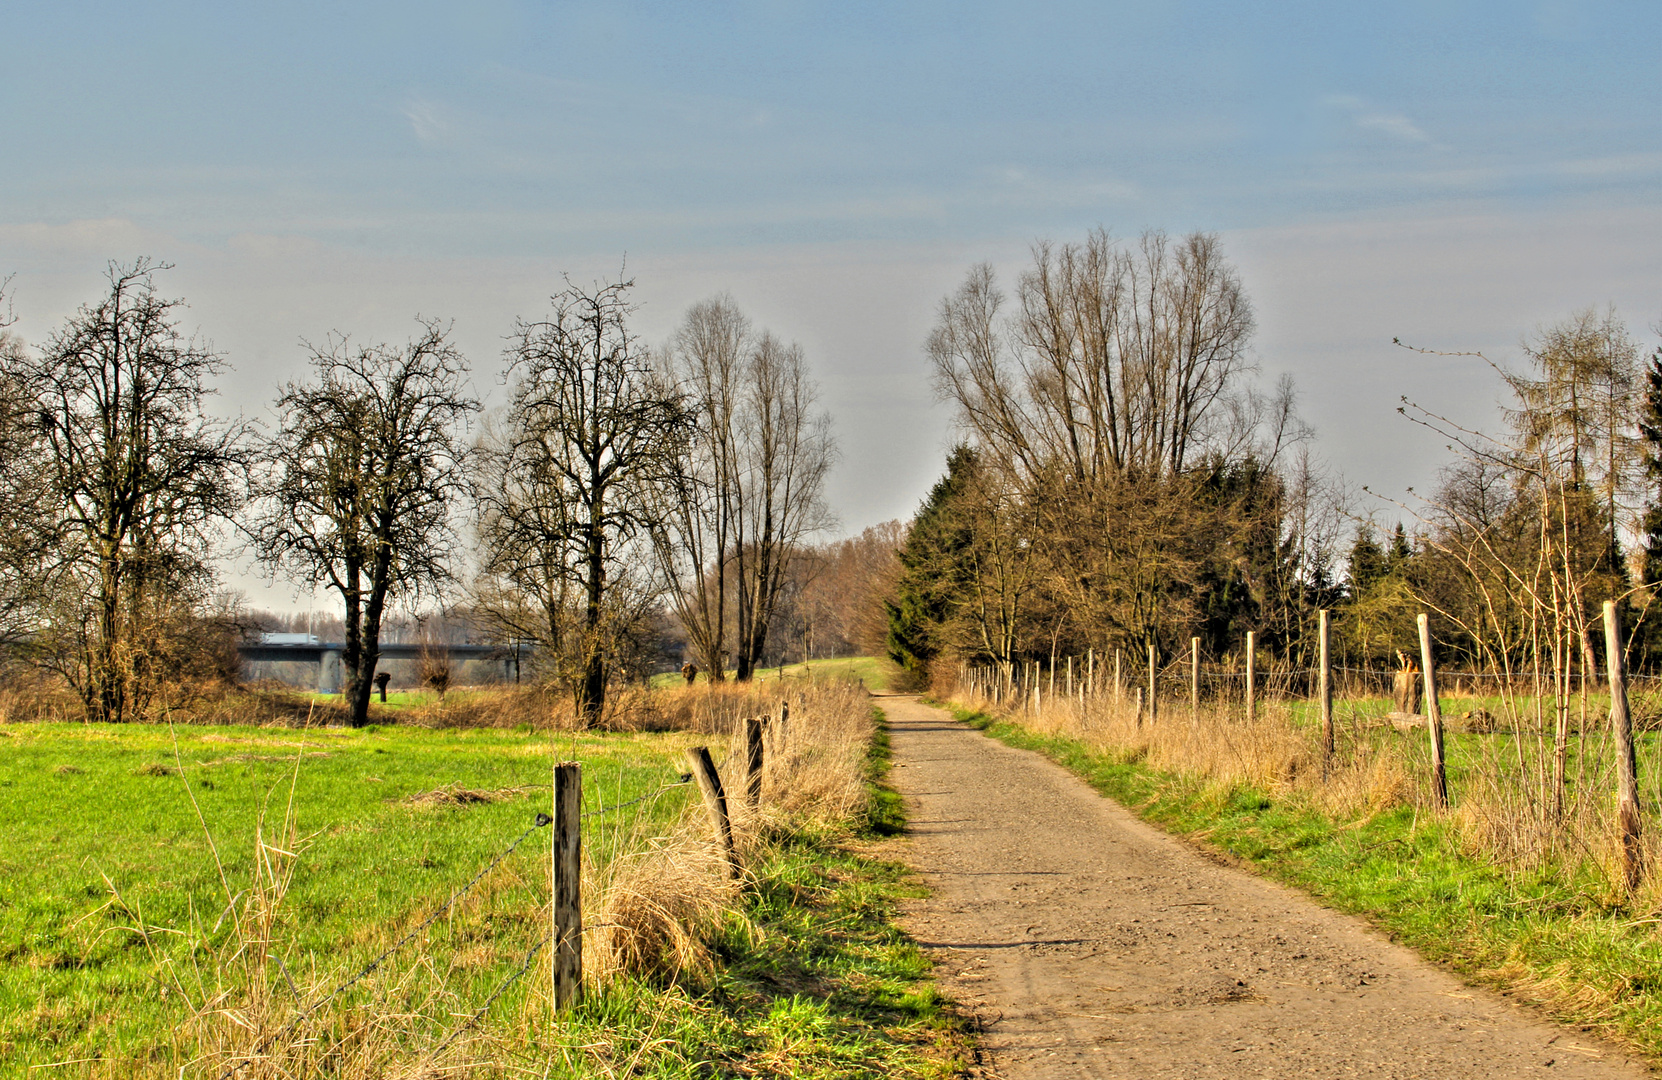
[878,695,1651,1079]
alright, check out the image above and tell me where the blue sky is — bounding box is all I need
[3,1,1658,607]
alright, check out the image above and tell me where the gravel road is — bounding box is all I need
[879,695,1651,1079]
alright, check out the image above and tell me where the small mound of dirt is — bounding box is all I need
[403,783,530,808]
[132,762,173,777]
[53,764,84,775]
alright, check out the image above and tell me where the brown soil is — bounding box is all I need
[878,695,1652,1079]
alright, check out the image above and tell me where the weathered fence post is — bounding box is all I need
[552,761,582,1012]
[685,746,740,878]
[1245,630,1256,726]
[1066,655,1073,699]
[1113,648,1122,705]
[1147,642,1158,725]
[744,716,765,810]
[1605,601,1642,890]
[1190,636,1200,728]
[1134,685,1145,727]
[1416,614,1449,809]
[1087,647,1095,698]
[1319,609,1334,770]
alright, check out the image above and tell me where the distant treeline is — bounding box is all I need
[0,263,868,727]
[884,229,1662,687]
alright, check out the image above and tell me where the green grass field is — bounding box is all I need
[292,687,502,710]
[1274,690,1662,803]
[0,720,703,1072]
[0,694,965,1077]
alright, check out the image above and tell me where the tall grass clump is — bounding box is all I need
[951,668,1661,883]
[177,675,882,1078]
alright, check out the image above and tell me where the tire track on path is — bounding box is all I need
[877,694,1650,1079]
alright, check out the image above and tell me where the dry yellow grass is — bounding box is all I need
[956,682,1416,820]
[951,677,1662,907]
[161,675,879,1079]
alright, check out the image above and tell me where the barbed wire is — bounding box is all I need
[425,931,553,1062]
[582,777,692,821]
[218,812,553,1080]
[218,773,699,1078]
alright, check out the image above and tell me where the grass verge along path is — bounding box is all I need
[1,696,965,1077]
[948,704,1662,1062]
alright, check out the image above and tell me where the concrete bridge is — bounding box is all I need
[237,637,527,693]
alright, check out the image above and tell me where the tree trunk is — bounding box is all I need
[577,510,607,728]
[340,560,370,727]
[1392,664,1420,714]
[94,557,125,723]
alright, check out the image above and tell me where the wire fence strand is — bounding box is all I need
[219,772,698,1078]
[218,812,553,1080]
[425,931,554,1062]
[582,777,692,821]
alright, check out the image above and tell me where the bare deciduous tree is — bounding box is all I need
[731,331,836,679]
[0,279,55,649]
[652,295,749,682]
[780,519,906,660]
[654,297,836,682]
[6,260,249,721]
[251,320,476,727]
[484,277,691,726]
[931,228,1261,487]
[924,230,1308,667]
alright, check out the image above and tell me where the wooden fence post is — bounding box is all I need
[1113,648,1122,705]
[1416,614,1449,809]
[1087,647,1095,698]
[1190,636,1200,728]
[1319,609,1334,769]
[1134,685,1145,727]
[1245,630,1256,725]
[744,717,765,810]
[552,761,582,1012]
[1147,642,1158,725]
[1605,601,1642,890]
[685,746,740,878]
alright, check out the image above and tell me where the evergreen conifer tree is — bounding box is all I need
[885,446,980,677]
[1640,347,1662,589]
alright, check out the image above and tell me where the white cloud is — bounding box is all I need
[403,98,453,144]
[1356,112,1429,143]
[1324,94,1431,144]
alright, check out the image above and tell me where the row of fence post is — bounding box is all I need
[956,601,1640,884]
[548,699,792,1014]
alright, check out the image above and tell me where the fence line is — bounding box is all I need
[218,766,703,1078]
[954,608,1649,885]
[217,810,555,1079]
